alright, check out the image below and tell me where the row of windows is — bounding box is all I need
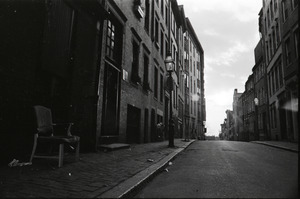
[265,22,280,63]
[265,0,277,31]
[255,87,267,106]
[284,29,299,66]
[282,0,298,22]
[268,57,283,96]
[242,99,255,115]
[254,63,266,83]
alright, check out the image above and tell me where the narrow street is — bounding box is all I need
[134,140,298,198]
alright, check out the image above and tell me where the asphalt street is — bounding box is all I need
[134,140,298,198]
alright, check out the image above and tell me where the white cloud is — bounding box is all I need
[220,73,236,78]
[204,57,214,73]
[206,41,250,66]
[179,0,261,22]
[206,88,234,107]
[203,28,220,36]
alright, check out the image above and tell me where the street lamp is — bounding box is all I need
[165,51,175,147]
[254,97,259,140]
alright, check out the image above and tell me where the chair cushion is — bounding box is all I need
[38,135,80,144]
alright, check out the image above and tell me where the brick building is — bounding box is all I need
[225,0,298,143]
[0,0,206,165]
[232,89,243,141]
[252,39,270,141]
[183,18,206,140]
[261,0,298,141]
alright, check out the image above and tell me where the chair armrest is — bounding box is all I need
[53,123,74,136]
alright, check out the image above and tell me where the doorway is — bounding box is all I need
[101,62,120,143]
[126,105,141,144]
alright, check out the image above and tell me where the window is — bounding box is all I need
[279,60,283,87]
[193,47,195,57]
[175,86,178,109]
[269,39,272,57]
[268,75,272,96]
[131,40,140,83]
[160,74,164,102]
[186,75,189,88]
[276,23,280,45]
[274,104,277,128]
[144,0,150,33]
[154,66,158,99]
[294,28,299,58]
[267,9,270,27]
[190,56,192,72]
[155,18,159,45]
[292,0,298,10]
[161,0,164,17]
[285,37,291,65]
[272,70,275,93]
[272,30,276,51]
[106,18,122,64]
[275,66,279,91]
[270,0,274,19]
[106,20,116,60]
[143,54,149,90]
[282,0,288,21]
[160,30,164,57]
[264,18,267,35]
[165,6,168,26]
[165,40,168,58]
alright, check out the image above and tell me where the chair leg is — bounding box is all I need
[75,141,80,161]
[29,134,38,163]
[58,144,64,168]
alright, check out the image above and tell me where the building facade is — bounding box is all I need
[224,0,298,143]
[261,0,298,141]
[232,89,243,141]
[183,18,206,140]
[0,0,206,164]
[252,38,270,141]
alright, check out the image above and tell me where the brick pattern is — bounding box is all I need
[0,139,189,198]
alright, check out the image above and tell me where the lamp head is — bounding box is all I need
[165,52,174,72]
[254,98,259,106]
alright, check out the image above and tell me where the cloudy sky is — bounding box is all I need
[177,0,262,136]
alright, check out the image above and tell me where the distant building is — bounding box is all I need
[233,89,243,141]
[252,38,270,141]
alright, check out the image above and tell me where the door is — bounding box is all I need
[151,109,156,142]
[144,109,149,143]
[126,105,141,144]
[101,62,120,143]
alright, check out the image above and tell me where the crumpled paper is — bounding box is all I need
[8,159,32,167]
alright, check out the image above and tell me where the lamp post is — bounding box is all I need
[165,51,175,147]
[254,97,259,141]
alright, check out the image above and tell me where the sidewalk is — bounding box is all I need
[251,141,299,153]
[0,139,194,198]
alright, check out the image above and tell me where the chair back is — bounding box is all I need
[34,105,54,135]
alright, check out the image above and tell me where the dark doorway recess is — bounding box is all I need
[126,105,141,144]
[101,62,120,144]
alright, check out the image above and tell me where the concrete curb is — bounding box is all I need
[97,140,195,198]
[252,141,298,153]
